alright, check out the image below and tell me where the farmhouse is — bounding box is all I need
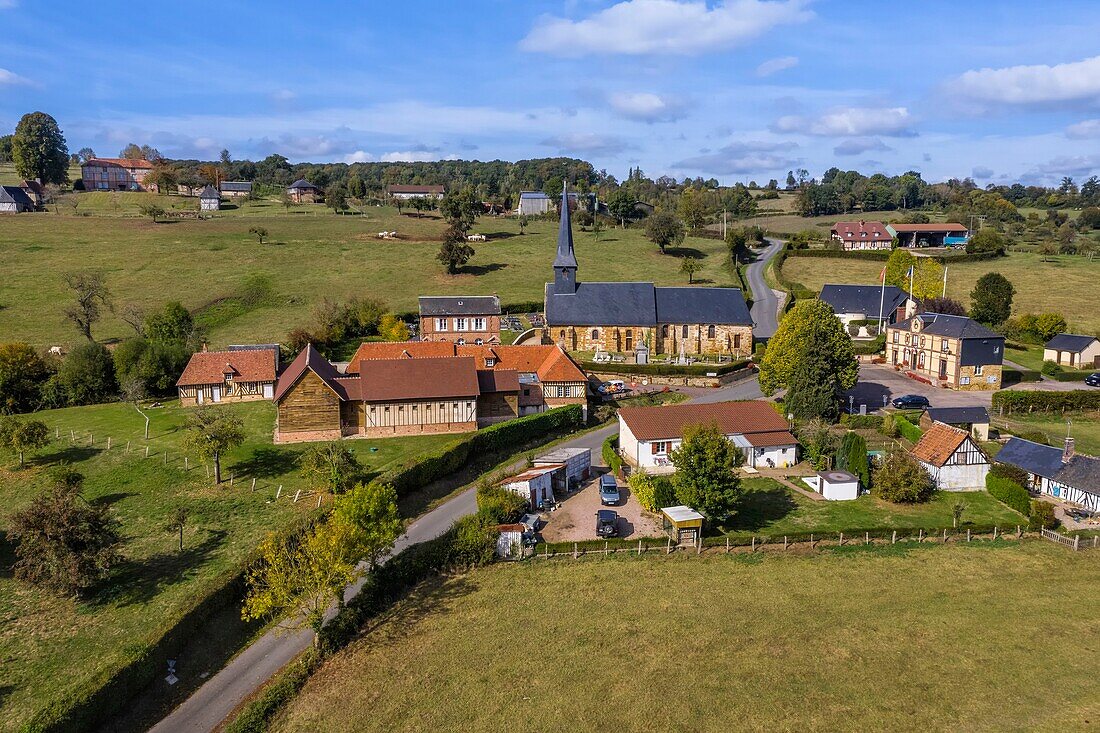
[0,185,35,213]
[517,191,552,216]
[198,185,221,211]
[286,178,322,203]
[911,423,990,491]
[544,188,753,358]
[419,295,501,345]
[818,284,914,334]
[921,406,991,441]
[18,179,44,207]
[220,181,253,197]
[386,184,445,200]
[1043,334,1100,369]
[176,347,279,405]
[830,220,892,250]
[886,312,1004,390]
[996,437,1100,512]
[887,222,969,248]
[80,157,154,191]
[617,400,798,471]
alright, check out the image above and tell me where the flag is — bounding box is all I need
[879,265,886,282]
[906,265,914,278]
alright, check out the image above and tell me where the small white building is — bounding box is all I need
[617,401,799,472]
[534,447,591,492]
[498,464,561,508]
[517,191,552,216]
[199,185,221,211]
[1043,334,1100,370]
[0,185,35,213]
[802,470,860,501]
[494,524,526,558]
[912,423,990,491]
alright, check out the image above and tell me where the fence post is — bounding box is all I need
[251,477,257,491]
[726,537,730,554]
[293,489,302,502]
[994,526,998,540]
[574,542,578,559]
[943,528,947,543]
[185,457,189,470]
[1017,525,1022,538]
[865,531,869,545]
[839,532,843,546]
[70,429,75,441]
[638,539,642,556]
[891,530,896,545]
[126,441,130,452]
[783,536,788,551]
[666,537,672,555]
[89,433,93,446]
[918,529,923,542]
[205,463,210,478]
[230,474,234,487]
[316,494,322,508]
[106,437,111,450]
[1094,536,1098,549]
[605,541,609,556]
[164,451,168,465]
[56,427,59,439]
[1074,535,1080,551]
[696,535,701,555]
[145,445,150,458]
[967,529,971,542]
[276,485,282,499]
[751,536,755,552]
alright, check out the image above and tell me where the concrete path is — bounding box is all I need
[745,238,785,339]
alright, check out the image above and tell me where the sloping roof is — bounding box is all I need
[912,423,972,467]
[273,344,348,401]
[996,437,1065,479]
[743,430,799,447]
[893,312,1002,340]
[1054,455,1100,495]
[888,222,968,233]
[654,287,752,325]
[387,184,444,194]
[356,357,480,401]
[287,178,320,190]
[519,191,550,200]
[819,284,908,317]
[84,157,155,169]
[346,342,587,384]
[176,348,278,387]
[554,186,578,270]
[500,464,562,484]
[0,186,34,206]
[1045,334,1099,353]
[477,368,520,393]
[220,181,252,192]
[198,185,220,199]
[618,400,791,442]
[419,295,501,316]
[545,281,658,326]
[19,179,44,196]
[927,406,990,425]
[345,341,456,371]
[831,220,891,240]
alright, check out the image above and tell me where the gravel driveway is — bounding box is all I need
[538,472,662,542]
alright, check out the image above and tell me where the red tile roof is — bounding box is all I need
[912,423,972,467]
[273,344,348,402]
[85,157,155,169]
[356,357,480,401]
[743,430,799,448]
[177,349,277,387]
[345,341,456,372]
[831,220,890,240]
[477,368,520,393]
[346,341,587,384]
[618,400,790,442]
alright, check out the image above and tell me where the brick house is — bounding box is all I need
[418,295,502,345]
[81,157,155,191]
[885,312,1004,390]
[176,347,279,405]
[544,187,752,358]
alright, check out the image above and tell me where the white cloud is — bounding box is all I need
[540,132,631,156]
[833,137,892,156]
[0,0,17,9]
[607,92,689,123]
[380,150,459,163]
[0,67,30,85]
[520,0,813,57]
[343,150,372,163]
[755,55,798,77]
[1066,119,1100,139]
[270,89,297,103]
[948,55,1100,107]
[773,106,914,137]
[972,165,994,179]
[1021,153,1100,183]
[673,139,800,174]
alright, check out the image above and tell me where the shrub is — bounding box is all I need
[992,390,1100,414]
[1041,360,1063,377]
[879,414,899,438]
[1028,500,1058,530]
[894,414,923,443]
[990,462,1029,486]
[986,473,1031,515]
[448,515,498,569]
[475,482,527,524]
[841,413,884,430]
[628,472,676,513]
[872,450,934,503]
[601,435,622,475]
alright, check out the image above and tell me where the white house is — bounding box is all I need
[911,423,990,491]
[996,437,1100,512]
[617,401,799,472]
[1043,334,1100,370]
[199,185,221,211]
[498,464,561,508]
[802,470,860,501]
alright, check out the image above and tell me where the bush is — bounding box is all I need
[992,390,1100,414]
[475,482,527,524]
[1029,500,1058,530]
[872,450,934,503]
[841,413,884,430]
[601,436,622,475]
[852,334,886,356]
[894,414,923,443]
[879,414,899,438]
[1041,360,1063,377]
[990,462,1029,487]
[986,474,1031,515]
[628,472,676,513]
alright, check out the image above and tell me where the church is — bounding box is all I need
[543,188,754,358]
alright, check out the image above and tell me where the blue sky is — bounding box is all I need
[3,0,1100,185]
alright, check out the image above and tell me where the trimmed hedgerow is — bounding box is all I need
[992,390,1100,414]
[986,474,1031,516]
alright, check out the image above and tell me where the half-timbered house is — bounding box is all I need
[911,423,990,490]
[176,347,278,405]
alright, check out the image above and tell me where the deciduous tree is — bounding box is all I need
[669,423,743,522]
[872,449,934,503]
[0,418,50,468]
[0,342,51,414]
[166,507,188,552]
[62,271,111,342]
[248,226,268,245]
[333,480,403,570]
[680,257,700,283]
[759,299,858,403]
[57,342,117,405]
[677,188,708,229]
[644,211,685,254]
[884,249,944,301]
[437,226,475,274]
[12,112,70,184]
[379,313,410,341]
[300,442,362,495]
[183,406,245,484]
[970,272,1015,326]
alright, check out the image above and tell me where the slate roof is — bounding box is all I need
[1045,334,1099,353]
[927,406,990,425]
[545,281,657,326]
[1055,455,1100,495]
[273,344,348,401]
[198,185,220,199]
[519,191,550,200]
[419,295,501,316]
[819,284,907,317]
[176,349,278,387]
[355,357,480,401]
[220,181,252,192]
[618,400,794,442]
[287,178,320,190]
[553,186,578,270]
[0,185,34,207]
[912,423,973,467]
[997,437,1100,495]
[893,312,1001,340]
[655,287,752,325]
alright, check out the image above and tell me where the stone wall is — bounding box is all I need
[548,323,752,358]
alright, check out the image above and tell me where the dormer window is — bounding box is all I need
[486,357,496,367]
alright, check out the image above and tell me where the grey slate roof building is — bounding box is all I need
[544,185,752,329]
[1045,334,1098,352]
[996,436,1100,509]
[419,295,501,317]
[926,406,989,426]
[891,312,1004,367]
[199,185,220,199]
[0,185,35,211]
[220,181,253,193]
[819,284,908,320]
[287,178,320,190]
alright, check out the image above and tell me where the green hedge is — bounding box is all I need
[840,413,885,429]
[783,248,1005,265]
[583,359,750,377]
[500,301,544,314]
[986,474,1031,516]
[381,405,584,496]
[1002,368,1042,385]
[601,435,621,475]
[992,390,1100,414]
[894,414,923,443]
[852,334,886,356]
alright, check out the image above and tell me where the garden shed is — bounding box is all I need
[499,464,562,508]
[534,447,591,492]
[661,505,704,545]
[802,470,860,501]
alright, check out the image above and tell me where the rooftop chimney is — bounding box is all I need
[1063,437,1075,464]
[201,342,208,352]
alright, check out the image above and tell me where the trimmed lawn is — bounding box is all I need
[1004,342,1093,379]
[779,251,1100,334]
[0,400,456,733]
[722,478,1023,536]
[272,542,1100,732]
[996,411,1100,456]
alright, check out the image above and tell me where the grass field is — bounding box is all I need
[779,251,1100,333]
[995,411,1100,456]
[272,542,1100,732]
[0,199,734,350]
[1004,342,1094,378]
[0,400,455,733]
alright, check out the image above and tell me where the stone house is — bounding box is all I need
[81,157,155,191]
[885,312,1004,390]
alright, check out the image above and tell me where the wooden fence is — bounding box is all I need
[1040,528,1099,551]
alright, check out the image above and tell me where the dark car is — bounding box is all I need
[1086,372,1100,387]
[595,509,618,538]
[599,475,621,505]
[891,394,930,409]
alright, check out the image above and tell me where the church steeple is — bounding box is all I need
[553,182,578,294]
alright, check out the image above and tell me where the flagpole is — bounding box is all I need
[942,265,948,298]
[878,265,887,331]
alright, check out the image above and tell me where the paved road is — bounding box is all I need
[745,238,785,339]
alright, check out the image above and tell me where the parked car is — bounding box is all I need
[599,475,620,505]
[1086,372,1100,387]
[891,394,930,409]
[598,379,626,395]
[595,509,619,538]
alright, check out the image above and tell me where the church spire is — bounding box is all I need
[552,181,578,294]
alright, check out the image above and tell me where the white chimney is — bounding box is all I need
[1063,437,1075,464]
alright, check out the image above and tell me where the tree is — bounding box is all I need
[965,228,1006,255]
[144,301,194,343]
[439,186,481,233]
[249,226,269,245]
[0,342,51,414]
[669,423,743,522]
[9,471,123,596]
[437,226,475,274]
[952,501,965,528]
[920,296,967,316]
[872,449,935,503]
[333,480,403,570]
[677,188,708,229]
[970,272,1015,326]
[680,257,700,283]
[300,442,362,494]
[138,203,166,223]
[628,471,677,513]
[518,214,529,235]
[146,164,178,195]
[591,215,603,240]
[119,376,151,439]
[408,195,431,218]
[62,271,111,342]
[76,147,96,164]
[326,183,349,214]
[279,190,298,213]
[884,249,944,301]
[759,299,858,399]
[379,313,411,341]
[183,406,245,484]
[606,190,635,228]
[784,344,847,421]
[166,507,188,552]
[786,171,797,189]
[12,112,70,184]
[835,432,869,488]
[644,211,685,254]
[1,418,50,468]
[57,342,117,405]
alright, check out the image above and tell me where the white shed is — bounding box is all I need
[912,423,990,491]
[199,185,221,211]
[534,447,591,491]
[802,470,860,501]
[495,524,526,558]
[499,464,561,508]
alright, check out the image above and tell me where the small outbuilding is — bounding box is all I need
[661,505,704,545]
[494,524,527,558]
[0,185,35,213]
[802,470,860,501]
[912,423,990,491]
[199,185,221,211]
[286,178,323,203]
[1043,334,1100,370]
[921,406,991,441]
[220,181,253,197]
[499,464,562,508]
[533,447,591,492]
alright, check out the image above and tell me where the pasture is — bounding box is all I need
[271,541,1100,732]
